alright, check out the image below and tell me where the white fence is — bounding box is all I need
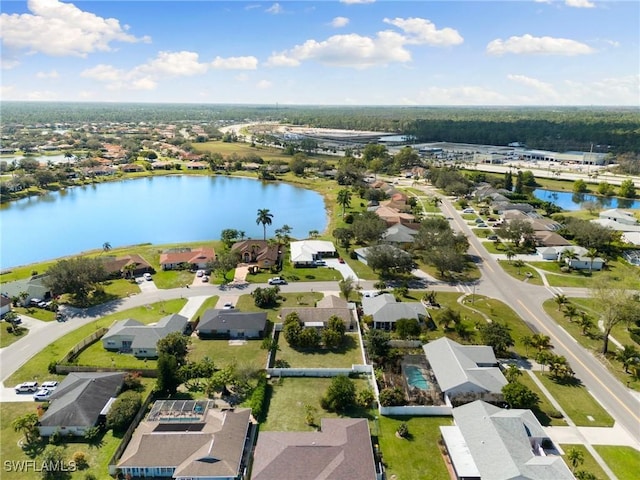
[267,365,372,377]
[379,405,452,416]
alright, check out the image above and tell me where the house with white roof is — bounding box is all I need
[440,400,573,480]
[599,208,638,226]
[361,293,427,330]
[289,240,336,267]
[423,337,507,406]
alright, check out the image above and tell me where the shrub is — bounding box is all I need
[83,426,101,443]
[123,372,143,392]
[72,451,89,470]
[249,375,268,422]
[106,391,142,432]
[321,376,356,412]
[49,430,63,445]
[548,409,564,419]
[84,474,97,480]
[6,325,13,334]
[396,422,409,438]
[47,360,58,374]
[379,387,405,406]
[344,214,354,224]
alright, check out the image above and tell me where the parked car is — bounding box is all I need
[487,235,498,241]
[268,277,287,285]
[15,382,39,393]
[41,381,58,389]
[196,270,205,277]
[223,302,234,309]
[202,276,209,283]
[143,273,152,281]
[338,257,345,264]
[33,388,53,401]
[462,208,475,213]
[314,260,327,266]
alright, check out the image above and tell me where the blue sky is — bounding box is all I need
[1,0,638,105]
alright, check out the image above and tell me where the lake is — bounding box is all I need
[0,175,327,269]
[532,188,640,211]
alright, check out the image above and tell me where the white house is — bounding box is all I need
[102,314,188,357]
[0,295,12,317]
[599,208,638,226]
[290,240,336,267]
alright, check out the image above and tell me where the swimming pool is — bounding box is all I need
[405,365,429,390]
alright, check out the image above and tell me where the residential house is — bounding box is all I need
[440,400,573,480]
[532,230,571,247]
[373,205,416,226]
[280,294,355,330]
[102,254,154,278]
[117,401,253,480]
[121,163,145,173]
[591,218,640,233]
[382,223,419,246]
[1,274,52,306]
[361,293,427,330]
[159,247,216,271]
[252,418,380,480]
[599,208,638,226]
[622,232,640,246]
[289,240,336,267]
[152,161,174,170]
[186,161,207,170]
[423,337,507,406]
[197,310,267,339]
[0,294,12,317]
[231,240,281,271]
[354,245,411,268]
[102,314,188,358]
[39,372,125,437]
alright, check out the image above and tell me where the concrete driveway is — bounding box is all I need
[325,258,359,281]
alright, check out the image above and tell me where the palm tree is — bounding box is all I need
[586,248,598,273]
[256,208,274,241]
[504,246,516,264]
[554,294,568,311]
[567,447,585,473]
[308,229,319,239]
[102,241,112,253]
[616,345,640,374]
[563,304,579,323]
[513,259,525,275]
[504,364,522,383]
[437,307,461,330]
[12,413,39,444]
[531,333,552,352]
[560,248,578,269]
[521,335,533,357]
[336,188,352,217]
[577,311,594,336]
[338,276,355,302]
[238,231,246,241]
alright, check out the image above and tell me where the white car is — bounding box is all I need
[41,381,58,389]
[196,270,204,277]
[143,273,152,281]
[268,277,287,285]
[15,382,39,393]
[223,302,234,309]
[33,388,53,401]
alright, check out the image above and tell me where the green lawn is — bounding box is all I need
[191,295,220,323]
[377,416,452,480]
[246,264,344,283]
[534,372,614,427]
[0,324,29,348]
[188,338,267,370]
[13,307,57,322]
[260,377,374,432]
[559,444,609,480]
[5,299,187,386]
[497,260,544,286]
[518,373,567,426]
[275,333,363,368]
[594,445,640,480]
[526,259,640,289]
[235,291,324,324]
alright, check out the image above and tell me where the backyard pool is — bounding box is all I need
[405,365,429,391]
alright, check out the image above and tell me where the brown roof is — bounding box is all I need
[118,407,251,478]
[533,231,571,247]
[159,247,215,266]
[231,240,280,263]
[316,295,349,309]
[252,418,378,480]
[102,254,153,274]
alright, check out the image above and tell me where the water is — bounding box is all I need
[532,189,640,211]
[405,365,429,390]
[0,175,326,269]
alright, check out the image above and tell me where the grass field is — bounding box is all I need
[188,338,267,370]
[247,264,343,283]
[518,372,567,427]
[260,377,374,432]
[275,333,363,368]
[235,291,324,324]
[534,372,614,427]
[0,324,28,348]
[497,260,544,286]
[559,444,609,480]
[377,416,452,480]
[594,445,640,480]
[5,299,187,386]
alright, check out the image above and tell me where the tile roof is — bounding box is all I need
[159,247,215,266]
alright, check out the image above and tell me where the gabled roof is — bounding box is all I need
[383,223,419,243]
[1,274,51,301]
[103,314,188,350]
[316,295,349,309]
[361,293,426,323]
[423,337,506,394]
[600,208,637,221]
[159,247,215,266]
[448,401,574,480]
[231,240,280,263]
[118,405,251,478]
[198,309,267,332]
[39,372,125,428]
[252,418,377,480]
[101,254,153,275]
[290,240,336,263]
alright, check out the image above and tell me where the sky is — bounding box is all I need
[1,0,638,106]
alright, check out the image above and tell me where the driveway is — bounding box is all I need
[325,258,359,281]
[137,277,158,292]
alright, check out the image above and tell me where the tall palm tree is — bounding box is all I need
[560,248,578,269]
[554,294,568,311]
[504,246,516,264]
[616,345,640,374]
[563,304,579,323]
[567,447,584,473]
[256,208,274,241]
[586,248,598,273]
[336,188,352,217]
[513,259,525,275]
[577,311,594,336]
[520,335,533,357]
[531,333,552,352]
[12,413,39,444]
[102,241,112,253]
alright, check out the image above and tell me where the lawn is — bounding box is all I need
[377,416,453,480]
[275,333,363,368]
[260,377,374,432]
[559,444,609,480]
[13,307,57,322]
[497,260,544,286]
[191,295,220,322]
[246,264,344,283]
[5,299,187,386]
[594,445,640,480]
[518,373,567,427]
[188,338,267,370]
[526,259,640,289]
[0,324,28,348]
[534,372,614,427]
[235,291,324,324]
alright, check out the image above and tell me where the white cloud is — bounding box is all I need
[256,79,272,89]
[266,3,283,14]
[265,53,301,67]
[566,0,595,8]
[487,34,594,55]
[135,51,208,76]
[507,74,559,99]
[211,56,258,70]
[563,75,640,105]
[383,17,463,46]
[340,0,375,4]
[331,17,350,28]
[1,56,20,70]
[26,90,57,101]
[0,85,16,98]
[36,70,59,79]
[0,0,150,58]
[406,86,508,105]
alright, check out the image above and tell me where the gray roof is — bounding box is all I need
[198,309,267,333]
[39,372,125,428]
[423,337,506,394]
[382,224,418,243]
[361,293,426,324]
[1,274,51,302]
[252,418,378,480]
[316,295,349,309]
[118,406,251,478]
[449,401,574,480]
[103,314,188,350]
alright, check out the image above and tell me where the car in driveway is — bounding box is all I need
[268,277,287,285]
[338,257,345,264]
[223,302,234,309]
[33,388,54,401]
[143,273,152,281]
[15,382,39,393]
[314,260,327,266]
[196,270,205,277]
[41,381,58,389]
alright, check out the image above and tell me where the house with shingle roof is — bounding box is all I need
[252,418,380,480]
[280,294,355,330]
[117,402,253,480]
[361,293,427,330]
[102,254,154,278]
[1,274,52,306]
[39,372,125,437]
[440,400,573,480]
[102,314,188,357]
[159,247,215,271]
[423,337,507,406]
[197,309,267,339]
[599,208,638,226]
